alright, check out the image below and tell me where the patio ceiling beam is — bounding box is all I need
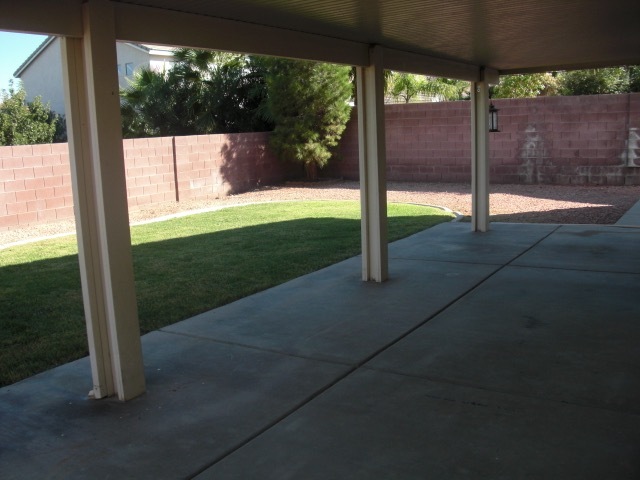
[112,2,490,82]
[470,71,491,232]
[357,46,388,282]
[61,0,145,401]
[382,47,499,83]
[0,0,83,37]
[112,2,369,67]
[0,0,498,83]
[501,58,640,76]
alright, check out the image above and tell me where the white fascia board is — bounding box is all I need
[112,2,369,66]
[0,0,82,37]
[382,47,484,82]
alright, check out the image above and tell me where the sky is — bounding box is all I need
[0,31,48,93]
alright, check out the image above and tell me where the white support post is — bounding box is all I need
[356,46,388,282]
[60,0,145,401]
[471,74,490,232]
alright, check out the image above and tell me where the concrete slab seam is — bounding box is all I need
[156,329,353,367]
[183,240,531,477]
[184,358,362,479]
[388,255,507,266]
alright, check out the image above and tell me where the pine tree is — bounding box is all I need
[263,58,352,180]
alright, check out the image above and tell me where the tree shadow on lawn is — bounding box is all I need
[0,213,450,386]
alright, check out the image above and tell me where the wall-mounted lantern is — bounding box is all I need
[489,102,500,132]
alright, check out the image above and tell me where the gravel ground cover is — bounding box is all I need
[2,180,639,247]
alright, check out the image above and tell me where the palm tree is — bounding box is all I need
[120,49,271,138]
[386,72,468,103]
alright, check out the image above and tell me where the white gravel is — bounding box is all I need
[2,180,639,248]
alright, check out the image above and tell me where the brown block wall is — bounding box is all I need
[1,132,295,231]
[0,143,72,229]
[2,94,639,231]
[124,136,177,207]
[330,93,640,186]
[492,94,639,185]
[173,132,293,201]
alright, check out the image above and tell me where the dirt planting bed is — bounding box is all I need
[2,180,639,247]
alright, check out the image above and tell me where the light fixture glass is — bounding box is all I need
[489,102,500,132]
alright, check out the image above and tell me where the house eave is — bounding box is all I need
[13,35,56,78]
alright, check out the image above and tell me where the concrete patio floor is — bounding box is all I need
[2,218,640,479]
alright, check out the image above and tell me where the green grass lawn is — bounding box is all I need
[0,201,453,386]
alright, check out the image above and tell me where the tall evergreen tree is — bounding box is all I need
[263,58,352,180]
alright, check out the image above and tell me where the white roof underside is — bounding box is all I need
[2,0,639,77]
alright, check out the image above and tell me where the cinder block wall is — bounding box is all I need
[0,132,295,230]
[330,93,640,185]
[172,132,291,201]
[123,136,177,208]
[0,143,73,229]
[2,94,639,231]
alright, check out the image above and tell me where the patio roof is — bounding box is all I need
[120,0,640,73]
[0,0,638,403]
[2,0,639,78]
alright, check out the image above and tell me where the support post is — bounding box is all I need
[60,0,145,401]
[356,45,388,282]
[471,72,490,232]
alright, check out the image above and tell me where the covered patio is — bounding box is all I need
[3,219,640,477]
[1,0,640,477]
[1,0,639,401]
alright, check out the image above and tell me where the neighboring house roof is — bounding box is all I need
[13,36,56,78]
[137,44,178,54]
[122,42,178,56]
[13,36,177,79]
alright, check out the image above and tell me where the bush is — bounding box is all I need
[491,73,559,98]
[558,68,630,96]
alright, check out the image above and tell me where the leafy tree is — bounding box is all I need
[491,73,558,98]
[48,112,67,143]
[0,83,58,146]
[434,77,470,100]
[386,72,467,103]
[120,49,271,138]
[387,72,427,103]
[628,66,640,93]
[558,67,629,96]
[263,58,352,180]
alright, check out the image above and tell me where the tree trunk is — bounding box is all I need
[305,162,318,181]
